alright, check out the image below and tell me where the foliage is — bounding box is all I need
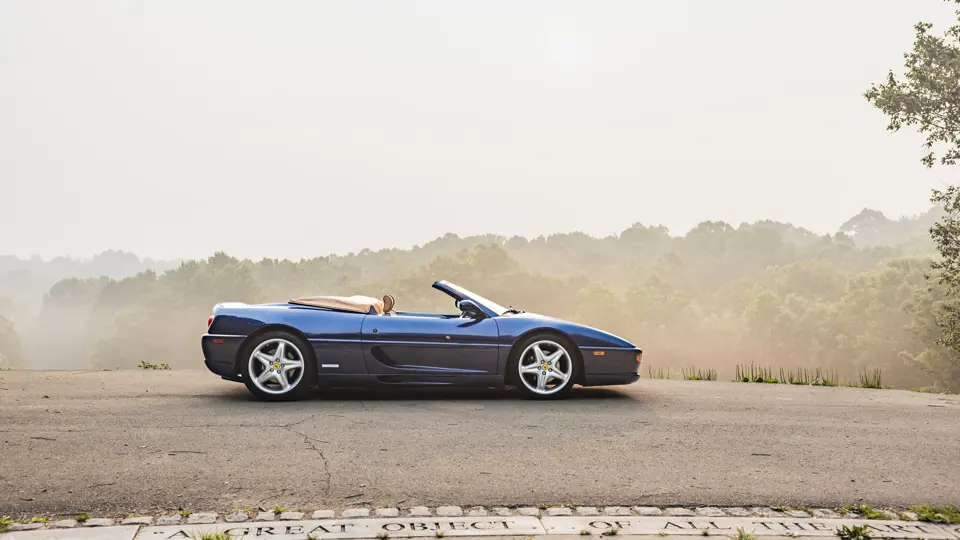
[3,211,959,391]
[0,516,11,534]
[0,315,21,368]
[843,504,887,520]
[911,505,960,524]
[729,528,757,540]
[867,1,960,392]
[856,369,884,389]
[864,0,960,168]
[139,360,171,370]
[836,525,872,540]
[682,367,717,381]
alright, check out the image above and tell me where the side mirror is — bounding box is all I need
[457,299,483,318]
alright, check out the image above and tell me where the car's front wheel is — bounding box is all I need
[509,334,578,399]
[242,331,316,401]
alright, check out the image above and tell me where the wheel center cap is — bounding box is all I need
[273,362,280,370]
[541,363,549,371]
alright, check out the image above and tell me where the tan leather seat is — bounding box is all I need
[382,294,396,315]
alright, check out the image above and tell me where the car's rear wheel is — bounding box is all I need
[509,334,578,399]
[242,331,316,401]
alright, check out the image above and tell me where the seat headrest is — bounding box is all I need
[382,294,395,312]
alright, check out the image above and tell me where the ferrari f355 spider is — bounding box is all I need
[202,280,642,400]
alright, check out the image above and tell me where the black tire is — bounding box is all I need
[508,333,579,399]
[241,330,317,401]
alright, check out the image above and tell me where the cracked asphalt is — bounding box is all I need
[0,370,958,515]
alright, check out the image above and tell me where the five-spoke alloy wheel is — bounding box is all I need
[242,331,316,401]
[511,334,578,399]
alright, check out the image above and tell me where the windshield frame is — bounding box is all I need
[432,280,510,317]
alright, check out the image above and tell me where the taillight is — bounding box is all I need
[207,315,214,328]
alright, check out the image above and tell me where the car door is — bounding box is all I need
[361,314,500,376]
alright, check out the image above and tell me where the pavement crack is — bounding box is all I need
[280,423,331,498]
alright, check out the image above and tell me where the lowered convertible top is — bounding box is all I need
[289,295,384,314]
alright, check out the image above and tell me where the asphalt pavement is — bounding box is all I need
[0,370,957,515]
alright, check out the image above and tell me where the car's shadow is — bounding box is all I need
[214,384,633,403]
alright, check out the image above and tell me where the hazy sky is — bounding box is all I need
[2,1,958,261]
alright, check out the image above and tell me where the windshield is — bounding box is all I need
[444,282,511,316]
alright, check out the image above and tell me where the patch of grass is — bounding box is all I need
[647,366,670,380]
[178,508,191,517]
[139,360,171,370]
[682,366,717,381]
[600,529,620,536]
[836,525,872,540]
[76,514,91,523]
[856,368,883,389]
[772,505,790,512]
[0,516,12,534]
[192,533,231,540]
[308,535,319,540]
[810,368,839,387]
[377,531,390,539]
[580,530,591,536]
[729,527,757,540]
[842,504,888,520]
[272,505,288,514]
[25,516,49,523]
[434,531,445,538]
[701,530,711,536]
[780,368,811,385]
[911,505,960,524]
[735,363,777,383]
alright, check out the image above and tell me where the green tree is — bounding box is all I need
[866,0,960,386]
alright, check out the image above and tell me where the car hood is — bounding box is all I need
[507,312,638,349]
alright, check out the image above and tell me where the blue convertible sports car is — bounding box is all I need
[202,280,642,400]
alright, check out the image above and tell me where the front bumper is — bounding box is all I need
[580,346,641,386]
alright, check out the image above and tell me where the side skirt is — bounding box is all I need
[318,374,505,388]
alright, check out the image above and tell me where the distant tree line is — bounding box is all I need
[1,212,957,392]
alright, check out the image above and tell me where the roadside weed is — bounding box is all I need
[843,504,887,520]
[192,533,230,540]
[701,529,711,536]
[139,360,171,370]
[600,529,620,536]
[811,368,839,387]
[435,530,445,538]
[76,514,91,523]
[911,505,960,524]
[377,531,390,539]
[682,367,717,381]
[0,516,12,534]
[647,366,670,379]
[26,516,49,523]
[179,508,191,517]
[856,369,883,389]
[580,530,591,536]
[272,505,288,514]
[836,525,872,540]
[735,364,777,383]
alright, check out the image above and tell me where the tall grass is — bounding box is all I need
[682,366,717,381]
[735,363,777,383]
[647,366,671,380]
[856,368,883,389]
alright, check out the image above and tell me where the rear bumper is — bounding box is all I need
[201,334,246,380]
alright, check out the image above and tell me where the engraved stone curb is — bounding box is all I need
[539,516,958,539]
[0,507,948,540]
[0,525,141,539]
[138,515,546,539]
